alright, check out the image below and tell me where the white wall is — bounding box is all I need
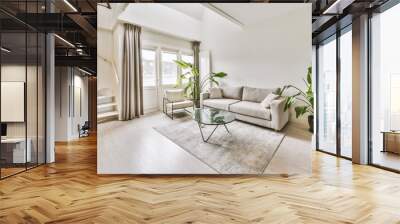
[200,4,312,125]
[55,67,89,141]
[119,4,201,41]
[97,3,128,31]
[97,28,119,98]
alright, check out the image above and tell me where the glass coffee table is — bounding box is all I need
[193,108,236,142]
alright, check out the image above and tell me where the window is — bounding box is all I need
[370,3,400,171]
[340,28,352,158]
[317,36,337,155]
[181,54,194,85]
[161,51,178,85]
[142,49,156,87]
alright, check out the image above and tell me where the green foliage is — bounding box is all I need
[174,60,227,107]
[277,66,314,118]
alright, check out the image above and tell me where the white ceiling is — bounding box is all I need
[210,3,303,26]
[162,3,205,21]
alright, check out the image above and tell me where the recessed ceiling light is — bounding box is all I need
[322,0,353,15]
[63,0,78,12]
[78,67,93,76]
[1,47,11,53]
[54,34,75,48]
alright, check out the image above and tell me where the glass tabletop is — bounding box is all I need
[193,108,235,125]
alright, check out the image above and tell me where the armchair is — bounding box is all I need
[163,89,194,119]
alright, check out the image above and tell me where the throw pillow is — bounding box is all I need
[221,86,243,100]
[260,93,280,108]
[209,87,223,99]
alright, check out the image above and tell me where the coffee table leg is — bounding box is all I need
[223,124,230,134]
[197,123,219,142]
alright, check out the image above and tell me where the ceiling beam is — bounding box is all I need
[201,3,244,28]
[67,14,97,38]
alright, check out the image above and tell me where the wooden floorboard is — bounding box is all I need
[1,134,400,223]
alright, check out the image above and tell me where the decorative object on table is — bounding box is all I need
[193,108,235,142]
[381,130,400,155]
[163,89,194,120]
[276,66,314,133]
[174,60,227,108]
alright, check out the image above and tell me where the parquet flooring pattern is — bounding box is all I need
[1,135,400,223]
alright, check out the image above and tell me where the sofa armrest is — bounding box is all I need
[200,92,210,108]
[270,97,289,131]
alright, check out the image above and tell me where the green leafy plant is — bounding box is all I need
[275,66,313,118]
[175,60,227,107]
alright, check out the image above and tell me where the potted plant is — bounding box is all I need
[174,60,227,107]
[276,66,314,132]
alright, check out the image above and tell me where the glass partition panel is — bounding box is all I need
[1,31,27,178]
[317,36,337,154]
[27,31,38,169]
[38,32,45,165]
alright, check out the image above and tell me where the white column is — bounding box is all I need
[46,33,55,163]
[352,14,369,164]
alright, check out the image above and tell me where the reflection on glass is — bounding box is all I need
[193,108,235,125]
[340,29,352,158]
[371,3,400,171]
[318,37,337,154]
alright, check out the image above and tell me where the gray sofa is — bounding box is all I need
[200,86,289,131]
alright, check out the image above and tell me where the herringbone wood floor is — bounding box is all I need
[1,134,400,223]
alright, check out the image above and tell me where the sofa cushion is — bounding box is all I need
[203,99,240,111]
[260,93,280,109]
[221,86,243,100]
[164,89,185,102]
[242,87,277,103]
[229,101,271,120]
[209,87,223,99]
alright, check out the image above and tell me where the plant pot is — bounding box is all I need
[308,115,314,133]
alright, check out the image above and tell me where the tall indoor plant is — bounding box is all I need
[175,60,227,107]
[276,66,314,132]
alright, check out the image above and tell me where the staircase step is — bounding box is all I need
[98,111,118,123]
[98,103,117,113]
[97,96,114,105]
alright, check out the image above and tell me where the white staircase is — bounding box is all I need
[97,96,118,123]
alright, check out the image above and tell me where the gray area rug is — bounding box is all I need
[154,118,285,174]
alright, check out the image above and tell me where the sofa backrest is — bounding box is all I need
[221,86,243,100]
[242,86,277,103]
